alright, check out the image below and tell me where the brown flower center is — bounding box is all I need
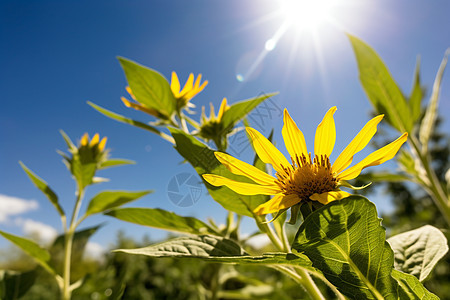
[275,154,337,201]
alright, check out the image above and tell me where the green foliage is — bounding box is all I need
[392,270,439,300]
[0,269,37,300]
[348,34,413,133]
[85,190,152,217]
[87,101,175,143]
[0,231,55,276]
[419,51,448,153]
[19,162,65,217]
[388,225,449,282]
[170,127,267,217]
[105,208,220,235]
[118,57,176,119]
[292,196,400,299]
[220,93,277,132]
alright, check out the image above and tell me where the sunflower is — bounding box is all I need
[171,72,208,111]
[203,107,407,215]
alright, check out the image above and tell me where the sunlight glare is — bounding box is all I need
[280,0,334,31]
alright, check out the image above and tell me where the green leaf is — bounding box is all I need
[0,231,55,275]
[348,34,413,132]
[114,235,314,270]
[169,128,267,217]
[419,50,449,153]
[408,57,424,124]
[118,57,176,118]
[49,225,101,275]
[292,196,399,299]
[391,270,439,299]
[0,269,37,300]
[387,225,448,282]
[99,158,135,169]
[85,190,152,217]
[221,93,277,132]
[19,162,65,217]
[87,101,175,144]
[105,208,219,236]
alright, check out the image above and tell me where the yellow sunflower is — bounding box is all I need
[203,107,408,215]
[171,72,208,110]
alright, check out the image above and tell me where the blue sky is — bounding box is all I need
[1,0,449,253]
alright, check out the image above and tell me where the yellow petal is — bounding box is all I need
[170,72,180,96]
[90,133,100,146]
[121,97,159,117]
[98,137,107,152]
[80,133,89,146]
[246,127,290,173]
[216,98,228,121]
[314,107,337,158]
[282,109,308,160]
[125,86,136,100]
[310,190,351,205]
[209,103,216,119]
[202,174,279,195]
[253,194,301,215]
[332,115,384,174]
[179,73,194,97]
[214,152,275,185]
[337,132,408,181]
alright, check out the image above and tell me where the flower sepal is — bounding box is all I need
[337,180,372,190]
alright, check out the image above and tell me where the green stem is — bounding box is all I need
[61,188,85,300]
[409,135,450,226]
[258,216,325,299]
[274,266,325,300]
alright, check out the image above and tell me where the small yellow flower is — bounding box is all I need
[80,133,107,152]
[201,98,230,123]
[203,107,408,215]
[171,72,208,109]
[121,86,160,117]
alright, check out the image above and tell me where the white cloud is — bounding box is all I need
[15,218,58,244]
[84,242,105,260]
[0,194,39,223]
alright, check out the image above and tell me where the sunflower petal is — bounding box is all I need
[202,174,279,195]
[337,132,408,181]
[179,73,194,97]
[90,133,100,146]
[314,107,337,158]
[332,115,384,174]
[170,72,180,96]
[282,109,308,159]
[246,127,290,173]
[216,98,228,121]
[214,152,275,185]
[253,194,301,215]
[310,190,351,204]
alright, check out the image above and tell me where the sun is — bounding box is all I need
[280,0,334,31]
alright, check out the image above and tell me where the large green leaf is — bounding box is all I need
[387,225,448,282]
[392,270,439,300]
[348,34,413,133]
[0,231,55,275]
[85,190,152,217]
[105,208,219,236]
[419,51,448,153]
[87,101,175,144]
[221,93,277,131]
[169,128,267,217]
[118,57,176,118]
[114,235,314,270]
[0,269,37,300]
[19,162,65,217]
[292,196,399,299]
